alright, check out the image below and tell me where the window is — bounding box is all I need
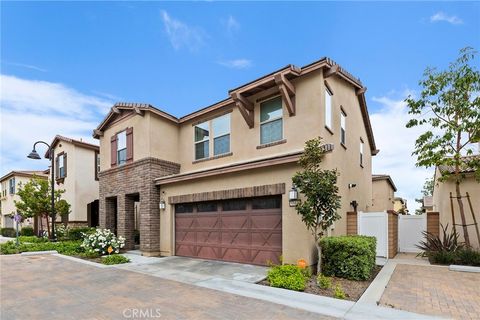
[222,199,247,211]
[194,114,231,160]
[2,181,8,197]
[175,204,194,214]
[95,152,100,180]
[9,178,15,195]
[58,154,65,178]
[194,121,210,160]
[252,196,281,209]
[325,88,333,129]
[212,114,231,156]
[341,110,346,145]
[197,202,218,212]
[260,96,283,145]
[117,130,127,165]
[360,139,364,167]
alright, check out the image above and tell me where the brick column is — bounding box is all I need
[100,197,116,232]
[117,194,135,250]
[139,184,161,256]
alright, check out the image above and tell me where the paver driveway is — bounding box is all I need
[380,264,480,320]
[0,254,334,320]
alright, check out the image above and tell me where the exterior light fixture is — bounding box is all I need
[348,183,357,189]
[159,200,166,210]
[289,184,299,207]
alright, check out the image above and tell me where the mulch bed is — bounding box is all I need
[260,265,382,302]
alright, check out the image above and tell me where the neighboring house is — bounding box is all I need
[420,196,433,213]
[432,156,480,249]
[371,174,397,212]
[44,135,100,228]
[0,171,48,229]
[93,57,379,266]
[393,197,408,214]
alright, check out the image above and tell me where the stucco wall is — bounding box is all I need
[52,141,99,222]
[433,168,480,249]
[371,180,395,212]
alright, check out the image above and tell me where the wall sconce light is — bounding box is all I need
[289,184,299,207]
[159,200,166,210]
[348,183,357,189]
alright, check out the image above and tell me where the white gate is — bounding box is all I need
[399,214,426,253]
[357,212,388,258]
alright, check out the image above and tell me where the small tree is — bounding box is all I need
[292,137,341,274]
[415,177,434,215]
[406,47,480,245]
[14,177,70,237]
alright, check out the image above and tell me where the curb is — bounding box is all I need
[449,265,480,273]
[21,250,58,256]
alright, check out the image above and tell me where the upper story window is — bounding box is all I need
[194,114,231,160]
[9,178,15,195]
[117,130,127,165]
[1,181,6,197]
[260,96,283,145]
[325,87,333,130]
[111,127,133,167]
[340,110,346,146]
[95,152,100,180]
[360,138,364,167]
[55,153,67,180]
[194,121,210,160]
[212,114,231,156]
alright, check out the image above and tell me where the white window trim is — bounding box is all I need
[260,96,284,145]
[194,114,232,161]
[117,130,127,165]
[340,110,346,145]
[360,139,364,167]
[194,121,211,160]
[212,114,231,156]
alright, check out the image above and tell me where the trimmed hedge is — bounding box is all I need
[102,254,130,265]
[68,227,96,240]
[1,228,16,237]
[20,226,34,236]
[0,240,83,255]
[320,235,376,280]
[267,264,308,291]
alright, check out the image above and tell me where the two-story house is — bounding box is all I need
[0,170,48,229]
[371,174,397,212]
[44,135,100,227]
[93,57,379,266]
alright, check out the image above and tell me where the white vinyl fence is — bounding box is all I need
[357,211,389,258]
[398,214,426,253]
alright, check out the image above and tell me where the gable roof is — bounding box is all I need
[0,170,48,183]
[372,174,397,192]
[92,57,378,155]
[45,135,99,157]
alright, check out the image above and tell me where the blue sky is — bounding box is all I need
[1,1,479,210]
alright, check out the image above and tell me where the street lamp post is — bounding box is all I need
[27,141,56,241]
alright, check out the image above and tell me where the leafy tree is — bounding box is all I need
[292,137,342,274]
[406,47,480,245]
[415,177,435,215]
[14,177,71,237]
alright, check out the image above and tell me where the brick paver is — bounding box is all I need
[380,264,480,320]
[0,255,334,320]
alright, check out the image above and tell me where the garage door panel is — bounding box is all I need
[175,196,282,266]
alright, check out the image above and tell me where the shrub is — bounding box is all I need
[333,284,346,299]
[1,228,16,237]
[78,251,101,259]
[0,240,83,255]
[320,235,376,280]
[102,254,130,265]
[316,274,332,289]
[81,229,125,255]
[55,224,69,239]
[68,227,96,240]
[454,248,480,266]
[20,226,34,236]
[18,236,47,243]
[417,224,463,256]
[267,264,307,291]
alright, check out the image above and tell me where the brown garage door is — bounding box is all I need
[175,196,282,266]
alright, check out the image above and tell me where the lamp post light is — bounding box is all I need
[27,141,56,241]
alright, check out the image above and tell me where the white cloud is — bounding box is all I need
[225,15,240,33]
[430,12,463,25]
[3,61,47,72]
[217,59,252,69]
[160,10,206,51]
[370,90,435,213]
[0,74,111,174]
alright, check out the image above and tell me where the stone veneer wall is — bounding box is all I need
[99,157,180,255]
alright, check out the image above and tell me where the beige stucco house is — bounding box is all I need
[0,171,48,229]
[432,157,480,249]
[393,197,408,214]
[371,174,397,212]
[94,57,379,266]
[44,135,100,227]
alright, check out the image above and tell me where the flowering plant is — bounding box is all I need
[81,228,125,255]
